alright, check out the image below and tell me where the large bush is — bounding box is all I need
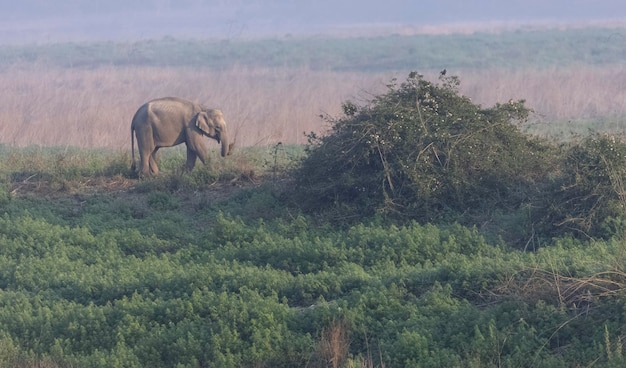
[294,72,626,242]
[295,72,550,224]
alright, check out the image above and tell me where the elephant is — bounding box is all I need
[131,97,231,176]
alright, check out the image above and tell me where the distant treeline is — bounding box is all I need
[2,27,625,71]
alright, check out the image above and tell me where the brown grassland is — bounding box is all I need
[1,63,626,150]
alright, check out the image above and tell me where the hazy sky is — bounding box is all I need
[1,0,625,44]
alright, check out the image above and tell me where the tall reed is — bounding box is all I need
[1,63,625,149]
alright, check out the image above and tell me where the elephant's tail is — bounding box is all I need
[130,125,136,172]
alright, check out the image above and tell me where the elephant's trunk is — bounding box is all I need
[220,132,230,157]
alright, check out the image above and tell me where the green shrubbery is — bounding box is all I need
[295,72,543,219]
[294,72,626,243]
[0,211,625,367]
[539,133,626,238]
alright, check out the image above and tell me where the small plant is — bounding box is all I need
[146,190,180,210]
[0,183,10,206]
[310,319,351,368]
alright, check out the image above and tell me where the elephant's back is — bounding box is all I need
[148,97,194,113]
[132,97,199,130]
[131,101,150,128]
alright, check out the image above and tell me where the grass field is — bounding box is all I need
[2,64,626,150]
[2,127,626,367]
[2,27,626,150]
[2,27,626,367]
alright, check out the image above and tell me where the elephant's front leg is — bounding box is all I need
[185,138,208,171]
[185,146,198,171]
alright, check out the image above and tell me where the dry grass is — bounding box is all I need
[0,64,384,149]
[457,64,626,133]
[309,319,351,368]
[2,63,626,150]
[492,233,626,311]
[501,267,626,309]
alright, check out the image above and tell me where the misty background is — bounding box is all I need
[1,0,626,149]
[1,0,625,44]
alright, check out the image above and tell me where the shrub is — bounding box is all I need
[294,72,550,225]
[538,133,626,238]
[293,72,626,240]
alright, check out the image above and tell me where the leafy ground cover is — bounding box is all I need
[2,175,626,367]
[2,71,626,367]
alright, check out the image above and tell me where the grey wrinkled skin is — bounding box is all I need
[131,97,231,176]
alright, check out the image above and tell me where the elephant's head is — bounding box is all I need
[195,109,230,157]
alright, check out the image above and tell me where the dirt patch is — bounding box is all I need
[9,174,135,198]
[8,171,264,206]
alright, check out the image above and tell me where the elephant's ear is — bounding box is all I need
[195,112,216,137]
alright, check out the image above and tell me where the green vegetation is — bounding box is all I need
[1,27,624,71]
[2,70,626,366]
[3,208,626,368]
[295,73,542,222]
[295,72,626,244]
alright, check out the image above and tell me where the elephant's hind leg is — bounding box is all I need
[137,152,151,177]
[149,148,160,175]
